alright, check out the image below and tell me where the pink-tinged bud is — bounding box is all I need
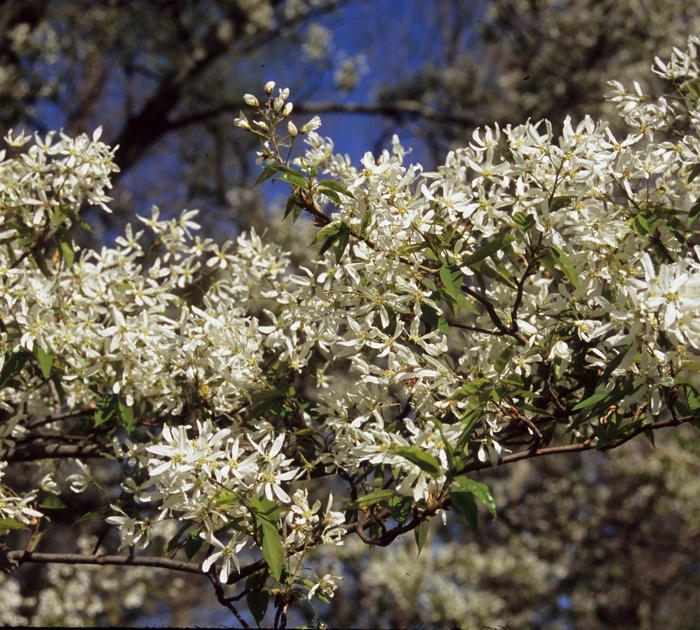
[264,81,276,94]
[287,121,298,137]
[243,94,259,107]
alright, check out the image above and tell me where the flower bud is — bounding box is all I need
[282,102,293,117]
[254,120,269,132]
[300,115,322,134]
[279,87,290,100]
[287,121,298,137]
[234,113,251,130]
[264,81,275,94]
[274,97,284,113]
[243,94,259,107]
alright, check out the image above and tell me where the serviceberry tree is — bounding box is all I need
[2,37,700,628]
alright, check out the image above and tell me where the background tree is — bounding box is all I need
[1,1,700,628]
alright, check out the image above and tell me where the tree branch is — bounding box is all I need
[5,550,204,575]
[2,441,108,462]
[169,99,478,132]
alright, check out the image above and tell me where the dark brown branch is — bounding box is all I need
[169,99,478,132]
[2,442,108,462]
[462,413,695,475]
[6,550,203,575]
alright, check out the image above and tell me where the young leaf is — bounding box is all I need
[462,231,515,265]
[439,263,463,297]
[318,186,342,205]
[414,518,429,556]
[452,477,496,517]
[318,179,355,198]
[572,392,607,411]
[494,346,514,374]
[94,394,119,427]
[56,226,75,267]
[37,346,53,378]
[0,518,30,531]
[39,496,66,509]
[391,446,442,476]
[334,224,351,263]
[0,350,29,388]
[688,197,700,227]
[246,574,270,626]
[347,489,396,509]
[449,488,478,527]
[312,221,342,244]
[275,171,308,189]
[388,496,412,524]
[166,522,192,555]
[118,398,135,432]
[548,244,580,289]
[185,530,204,560]
[259,520,284,582]
[255,163,297,187]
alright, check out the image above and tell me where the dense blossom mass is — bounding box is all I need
[2,36,700,626]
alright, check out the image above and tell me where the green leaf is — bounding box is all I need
[449,378,491,401]
[414,519,429,556]
[94,394,119,427]
[439,264,463,296]
[360,208,372,234]
[318,187,342,205]
[547,244,580,290]
[334,224,351,263]
[251,496,281,525]
[317,179,355,198]
[687,163,700,184]
[494,347,513,374]
[391,446,442,476]
[452,477,496,518]
[259,520,284,582]
[462,231,515,265]
[449,488,478,527]
[549,196,574,212]
[73,504,110,525]
[388,496,412,524]
[37,346,53,379]
[469,259,517,289]
[251,497,284,583]
[166,522,192,555]
[255,163,296,187]
[513,212,536,233]
[421,304,451,335]
[118,398,135,432]
[283,194,303,223]
[688,198,700,227]
[347,489,396,509]
[56,226,75,267]
[572,392,607,411]
[185,530,203,560]
[313,221,341,245]
[276,171,309,189]
[0,518,29,531]
[39,496,66,509]
[246,574,270,626]
[0,350,29,388]
[249,389,287,403]
[633,213,652,235]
